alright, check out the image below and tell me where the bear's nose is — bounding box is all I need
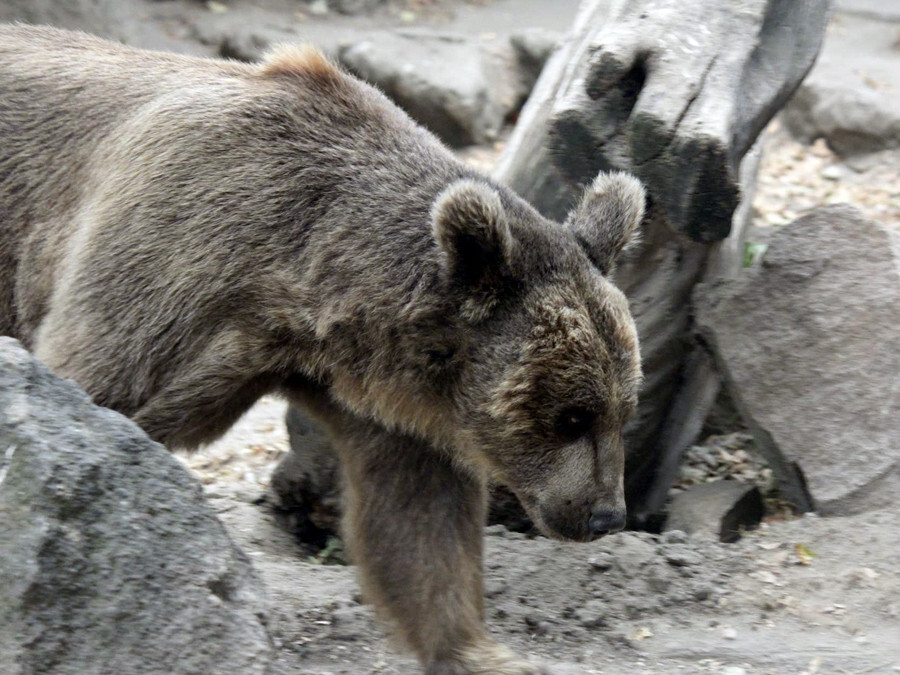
[588,508,626,539]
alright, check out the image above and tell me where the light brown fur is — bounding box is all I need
[0,25,646,674]
[260,44,342,83]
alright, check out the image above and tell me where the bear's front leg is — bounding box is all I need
[334,419,549,675]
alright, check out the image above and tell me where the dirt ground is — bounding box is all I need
[203,483,900,674]
[155,1,900,673]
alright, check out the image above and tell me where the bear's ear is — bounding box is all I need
[566,172,646,275]
[432,179,515,286]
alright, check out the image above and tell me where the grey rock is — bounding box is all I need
[691,582,714,601]
[587,552,615,572]
[782,13,900,156]
[188,7,305,63]
[644,563,678,594]
[607,535,657,574]
[661,544,705,567]
[485,524,510,537]
[0,0,135,37]
[485,577,509,599]
[329,605,373,641]
[217,30,281,62]
[0,338,272,675]
[524,612,555,635]
[695,206,900,514]
[339,31,529,147]
[665,481,765,543]
[661,529,688,545]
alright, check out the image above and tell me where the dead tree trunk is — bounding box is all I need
[494,0,831,524]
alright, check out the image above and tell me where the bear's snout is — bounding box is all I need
[588,507,626,539]
[534,498,626,542]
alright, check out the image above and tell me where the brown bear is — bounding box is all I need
[0,25,645,674]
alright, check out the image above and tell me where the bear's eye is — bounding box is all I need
[555,407,596,440]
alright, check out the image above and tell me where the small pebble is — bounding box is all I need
[821,165,842,180]
[588,552,614,571]
[664,546,703,567]
[692,584,714,601]
[722,627,737,640]
[663,529,689,545]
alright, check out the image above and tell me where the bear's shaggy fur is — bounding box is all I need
[0,25,645,673]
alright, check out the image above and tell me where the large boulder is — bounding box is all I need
[782,12,900,156]
[695,206,900,515]
[339,30,543,147]
[0,338,273,675]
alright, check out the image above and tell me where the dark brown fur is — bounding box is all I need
[0,25,645,674]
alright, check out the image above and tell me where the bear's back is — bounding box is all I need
[0,25,464,341]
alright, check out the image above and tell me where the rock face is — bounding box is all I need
[695,206,900,515]
[339,31,540,147]
[782,12,900,156]
[0,338,272,675]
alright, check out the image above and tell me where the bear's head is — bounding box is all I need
[427,172,645,542]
